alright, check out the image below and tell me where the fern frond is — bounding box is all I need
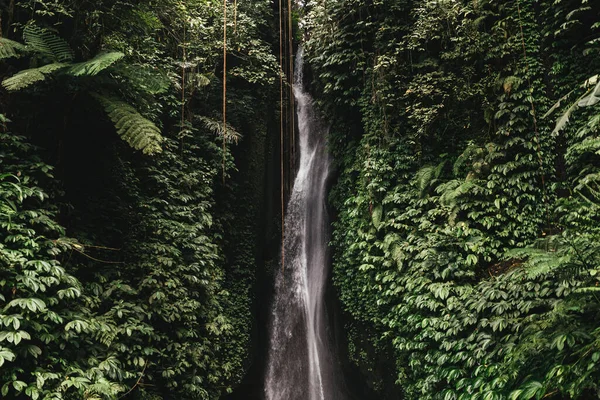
[198,116,242,144]
[94,95,163,155]
[68,52,125,76]
[543,89,576,120]
[575,173,600,206]
[2,63,67,91]
[416,165,435,193]
[188,72,211,90]
[552,98,581,136]
[0,38,26,59]
[505,233,597,280]
[567,136,600,161]
[549,75,600,136]
[2,69,44,91]
[414,161,448,197]
[438,179,480,207]
[23,25,73,62]
[578,80,600,107]
[453,143,481,176]
[524,251,570,279]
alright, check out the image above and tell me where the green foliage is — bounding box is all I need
[0,38,26,59]
[544,75,600,135]
[198,116,242,145]
[23,25,74,62]
[1,24,163,155]
[305,0,600,398]
[2,63,67,91]
[0,128,128,399]
[0,0,280,398]
[95,95,163,155]
[68,51,125,76]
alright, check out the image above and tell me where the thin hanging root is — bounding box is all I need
[181,24,186,152]
[280,0,285,273]
[288,0,295,171]
[234,0,238,35]
[222,0,227,183]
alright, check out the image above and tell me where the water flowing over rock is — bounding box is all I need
[264,48,345,400]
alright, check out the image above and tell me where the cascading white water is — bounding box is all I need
[264,48,344,400]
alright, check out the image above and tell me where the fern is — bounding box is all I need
[94,95,163,155]
[198,116,242,144]
[23,25,73,62]
[437,179,480,208]
[577,80,600,107]
[576,173,600,205]
[0,38,26,59]
[551,98,581,136]
[506,234,599,280]
[546,75,600,136]
[508,247,571,279]
[68,52,125,76]
[3,51,126,91]
[415,162,446,197]
[2,63,67,91]
[453,143,482,176]
[189,72,211,89]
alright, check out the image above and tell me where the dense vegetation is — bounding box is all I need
[0,0,281,398]
[4,0,600,399]
[303,0,600,399]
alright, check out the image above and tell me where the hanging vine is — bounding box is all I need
[280,0,286,272]
[288,0,295,173]
[222,0,227,182]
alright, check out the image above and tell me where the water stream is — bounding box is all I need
[264,48,344,400]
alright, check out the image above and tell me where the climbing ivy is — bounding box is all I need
[0,0,279,398]
[305,0,600,398]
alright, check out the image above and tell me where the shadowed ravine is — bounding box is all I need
[264,48,345,400]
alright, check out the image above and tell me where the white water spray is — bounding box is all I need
[264,48,345,400]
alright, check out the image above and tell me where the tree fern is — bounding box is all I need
[23,25,73,62]
[3,51,126,91]
[94,95,163,155]
[2,63,67,91]
[0,38,26,59]
[68,51,124,76]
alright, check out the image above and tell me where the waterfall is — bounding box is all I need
[264,48,344,400]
